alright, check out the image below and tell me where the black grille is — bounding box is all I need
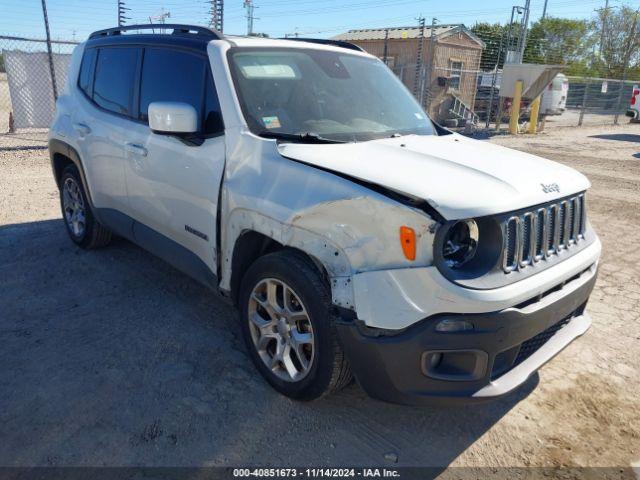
[491,315,574,380]
[514,316,572,366]
[547,207,556,253]
[558,202,567,246]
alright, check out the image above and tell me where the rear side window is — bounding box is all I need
[139,47,223,134]
[93,47,139,117]
[78,48,97,97]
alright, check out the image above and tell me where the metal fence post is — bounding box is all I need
[614,79,623,125]
[578,78,589,127]
[41,0,58,102]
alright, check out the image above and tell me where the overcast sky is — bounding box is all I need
[1,0,637,42]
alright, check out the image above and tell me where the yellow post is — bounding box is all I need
[509,80,524,135]
[527,95,541,134]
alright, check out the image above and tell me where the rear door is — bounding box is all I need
[123,46,226,274]
[73,45,141,221]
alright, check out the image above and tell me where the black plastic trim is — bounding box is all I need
[96,208,218,290]
[278,37,364,52]
[48,139,100,219]
[336,269,597,405]
[90,24,223,41]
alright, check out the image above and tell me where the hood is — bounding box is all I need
[277,133,590,220]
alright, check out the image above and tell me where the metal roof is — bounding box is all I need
[332,24,483,46]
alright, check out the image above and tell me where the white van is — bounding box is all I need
[541,73,569,116]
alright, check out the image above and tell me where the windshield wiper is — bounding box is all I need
[257,131,345,144]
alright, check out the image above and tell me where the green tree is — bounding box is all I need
[472,21,535,70]
[523,17,595,66]
[471,23,506,70]
[595,6,640,79]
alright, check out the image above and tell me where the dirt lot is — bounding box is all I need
[0,125,638,471]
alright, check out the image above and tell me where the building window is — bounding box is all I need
[449,60,463,90]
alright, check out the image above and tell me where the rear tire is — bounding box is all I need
[59,164,112,249]
[239,249,352,400]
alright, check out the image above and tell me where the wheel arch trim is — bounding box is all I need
[49,138,101,221]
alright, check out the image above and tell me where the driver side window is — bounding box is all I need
[139,47,224,135]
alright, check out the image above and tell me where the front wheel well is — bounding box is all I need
[229,230,329,306]
[52,152,74,188]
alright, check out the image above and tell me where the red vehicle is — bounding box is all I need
[627,85,639,122]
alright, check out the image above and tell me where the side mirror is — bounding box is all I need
[148,102,198,134]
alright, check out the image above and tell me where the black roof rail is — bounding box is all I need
[279,37,364,52]
[89,24,223,40]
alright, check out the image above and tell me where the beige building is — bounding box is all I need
[332,24,485,125]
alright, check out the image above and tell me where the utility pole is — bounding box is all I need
[413,17,426,103]
[208,0,224,32]
[244,0,256,35]
[149,8,170,24]
[40,0,58,101]
[505,6,523,63]
[541,0,549,19]
[382,28,389,65]
[516,0,531,62]
[117,0,130,27]
[425,17,438,110]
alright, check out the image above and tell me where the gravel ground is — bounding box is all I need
[0,125,638,471]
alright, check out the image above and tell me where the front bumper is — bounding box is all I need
[337,265,597,405]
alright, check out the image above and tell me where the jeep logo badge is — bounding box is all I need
[541,182,560,194]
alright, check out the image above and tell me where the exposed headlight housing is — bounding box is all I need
[442,219,479,268]
[433,216,503,283]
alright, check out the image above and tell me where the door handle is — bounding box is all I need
[124,143,148,157]
[72,123,91,136]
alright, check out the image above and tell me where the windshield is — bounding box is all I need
[228,47,435,142]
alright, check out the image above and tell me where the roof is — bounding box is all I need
[332,24,485,47]
[86,24,370,55]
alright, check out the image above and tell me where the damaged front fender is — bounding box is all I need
[220,129,438,313]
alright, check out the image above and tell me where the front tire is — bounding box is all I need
[59,165,112,249]
[239,250,352,400]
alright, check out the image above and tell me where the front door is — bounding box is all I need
[123,47,226,274]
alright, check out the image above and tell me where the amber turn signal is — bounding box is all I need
[399,226,416,261]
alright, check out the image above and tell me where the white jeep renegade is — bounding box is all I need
[49,24,601,404]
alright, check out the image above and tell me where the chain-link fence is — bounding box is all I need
[353,11,639,133]
[1,5,638,136]
[0,35,78,134]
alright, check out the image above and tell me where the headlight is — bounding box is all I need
[442,219,479,268]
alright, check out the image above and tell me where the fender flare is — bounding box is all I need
[49,138,98,214]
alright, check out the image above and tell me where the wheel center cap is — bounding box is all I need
[278,317,290,338]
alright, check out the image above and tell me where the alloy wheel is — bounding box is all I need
[248,278,315,382]
[62,177,86,238]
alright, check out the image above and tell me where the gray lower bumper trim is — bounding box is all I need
[472,313,592,398]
